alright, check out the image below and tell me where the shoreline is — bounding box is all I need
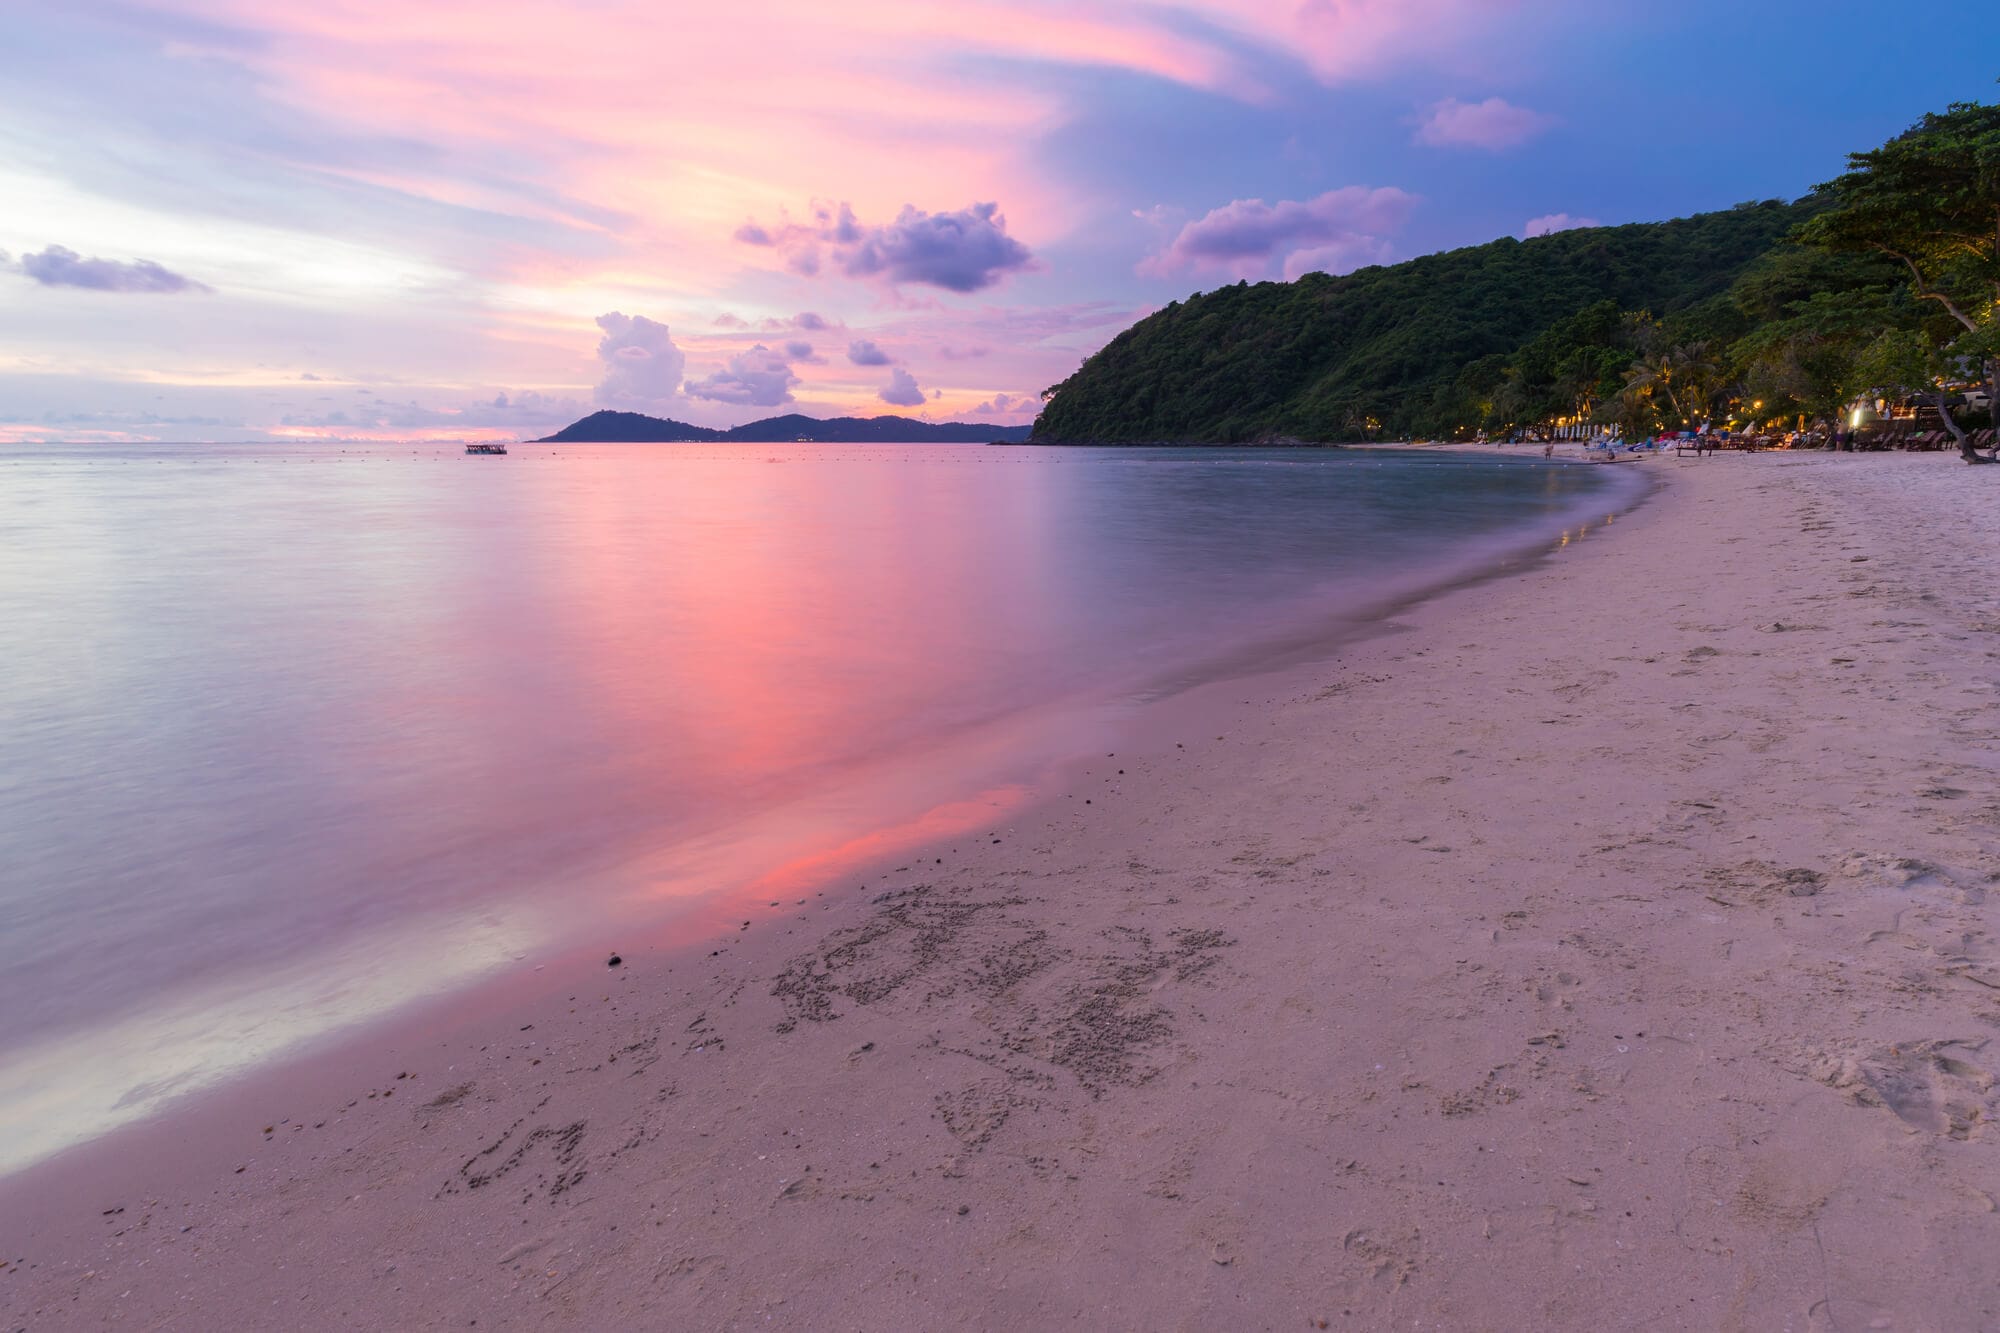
[7,452,1998,1327]
[0,443,1635,1187]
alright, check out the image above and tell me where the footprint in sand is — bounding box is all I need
[1834,852,1985,905]
[1806,1038,1995,1140]
[1529,969,1582,1009]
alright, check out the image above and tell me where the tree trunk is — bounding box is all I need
[1989,357,2000,461]
[1933,393,1975,459]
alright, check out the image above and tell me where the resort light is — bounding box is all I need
[1850,407,1863,428]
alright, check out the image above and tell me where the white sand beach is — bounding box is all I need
[4,450,1997,1329]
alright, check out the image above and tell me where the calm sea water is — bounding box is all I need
[0,441,1639,1169]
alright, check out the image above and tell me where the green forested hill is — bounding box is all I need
[1032,201,1828,442]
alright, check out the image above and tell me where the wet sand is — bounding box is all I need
[4,450,1998,1329]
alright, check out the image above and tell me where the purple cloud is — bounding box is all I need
[971,391,1036,420]
[782,339,822,363]
[878,367,926,407]
[17,244,211,293]
[838,203,1031,292]
[793,311,830,331]
[594,311,687,410]
[686,344,799,407]
[713,312,750,329]
[1524,212,1600,238]
[736,201,1033,293]
[813,202,865,244]
[1416,97,1554,150]
[847,339,891,366]
[1140,187,1415,281]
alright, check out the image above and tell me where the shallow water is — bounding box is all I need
[0,440,1638,1169]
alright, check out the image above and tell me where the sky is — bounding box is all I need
[0,1,1994,443]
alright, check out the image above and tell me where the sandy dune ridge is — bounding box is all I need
[3,451,1997,1329]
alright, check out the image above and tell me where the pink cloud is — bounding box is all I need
[1139,187,1416,281]
[1523,212,1600,238]
[1416,97,1554,150]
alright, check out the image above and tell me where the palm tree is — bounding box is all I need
[1622,353,1679,424]
[1667,342,1724,425]
[1625,342,1724,428]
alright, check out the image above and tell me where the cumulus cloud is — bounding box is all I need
[840,203,1031,291]
[1415,97,1554,150]
[782,339,823,363]
[299,371,322,381]
[878,368,926,407]
[734,201,1033,293]
[847,338,892,366]
[1524,212,1601,238]
[15,244,211,293]
[685,344,800,407]
[594,311,687,410]
[971,391,1037,420]
[712,312,750,329]
[1139,187,1415,281]
[793,311,830,331]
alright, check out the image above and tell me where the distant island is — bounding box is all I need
[538,411,1033,444]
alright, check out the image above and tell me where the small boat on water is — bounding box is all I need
[465,442,508,455]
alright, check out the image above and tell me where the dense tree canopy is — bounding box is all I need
[1034,96,1998,452]
[1798,98,2000,461]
